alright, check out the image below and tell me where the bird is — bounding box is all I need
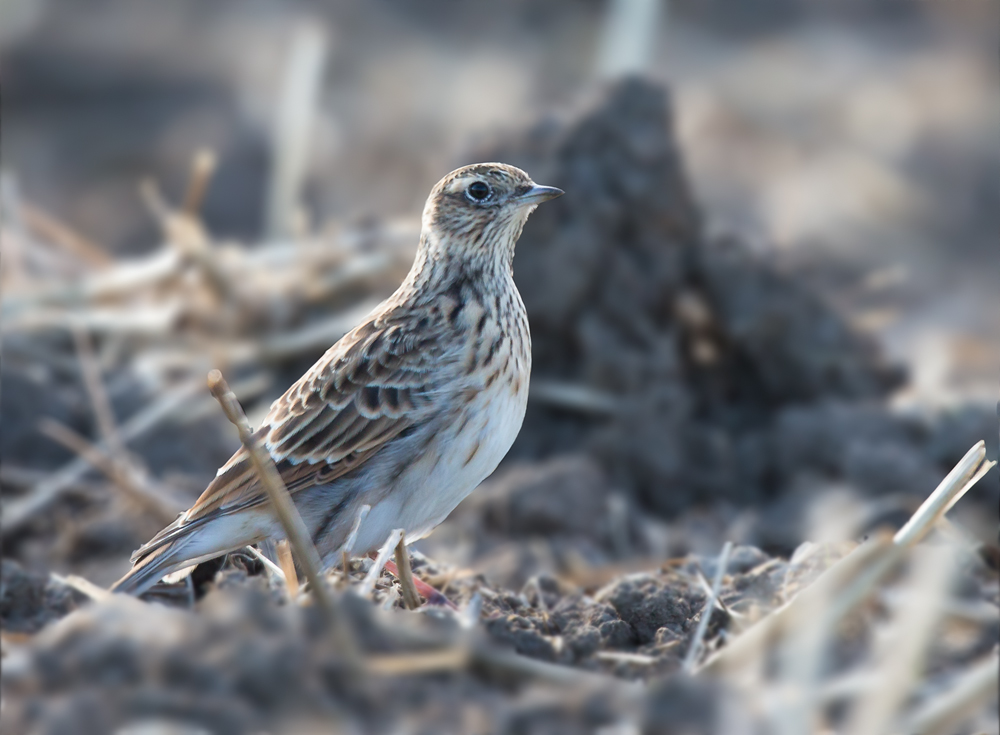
[112,163,563,595]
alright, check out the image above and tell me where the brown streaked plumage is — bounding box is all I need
[112,163,562,595]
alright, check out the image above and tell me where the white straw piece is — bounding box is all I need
[683,541,732,672]
[245,545,286,582]
[358,528,403,599]
[894,441,990,548]
[844,544,958,735]
[50,573,112,602]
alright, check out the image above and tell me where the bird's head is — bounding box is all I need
[420,163,562,269]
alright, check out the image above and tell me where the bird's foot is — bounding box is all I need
[383,558,458,610]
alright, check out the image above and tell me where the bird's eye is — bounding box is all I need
[466,181,491,202]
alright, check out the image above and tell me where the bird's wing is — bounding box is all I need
[130,314,449,563]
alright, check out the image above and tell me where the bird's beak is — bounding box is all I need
[517,184,564,204]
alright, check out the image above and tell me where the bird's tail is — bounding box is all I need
[110,543,196,596]
[111,510,272,595]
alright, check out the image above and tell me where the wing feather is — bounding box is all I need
[124,303,458,570]
[129,314,451,568]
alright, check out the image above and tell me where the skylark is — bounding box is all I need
[113,163,562,595]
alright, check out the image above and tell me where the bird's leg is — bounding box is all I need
[374,553,457,609]
[393,532,422,610]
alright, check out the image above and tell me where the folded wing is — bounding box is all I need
[128,314,449,566]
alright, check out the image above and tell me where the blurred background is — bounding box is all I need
[1,1,997,733]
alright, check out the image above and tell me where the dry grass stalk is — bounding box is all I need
[20,201,113,267]
[206,369,322,585]
[276,540,299,599]
[366,646,470,676]
[469,643,645,691]
[6,303,183,334]
[49,573,114,602]
[1,179,410,413]
[359,528,402,598]
[1,377,204,533]
[596,651,659,665]
[394,533,422,610]
[183,149,217,216]
[244,545,286,582]
[206,369,361,668]
[142,179,238,311]
[893,440,991,548]
[72,325,124,454]
[528,379,620,416]
[901,653,999,735]
[361,613,648,688]
[771,572,832,735]
[5,248,181,313]
[845,544,958,735]
[595,0,662,79]
[37,418,180,525]
[683,540,732,672]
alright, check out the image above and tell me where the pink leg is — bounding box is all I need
[383,559,458,610]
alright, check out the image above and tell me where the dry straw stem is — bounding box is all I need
[394,533,423,610]
[901,653,999,735]
[683,540,732,672]
[893,440,992,547]
[3,248,182,317]
[49,573,114,603]
[771,555,833,735]
[206,369,361,667]
[72,324,122,454]
[37,418,180,525]
[2,377,204,533]
[366,646,471,676]
[183,149,217,217]
[698,441,994,677]
[359,528,403,598]
[469,643,646,692]
[276,540,300,599]
[367,634,644,695]
[244,545,287,582]
[141,178,235,308]
[528,379,621,417]
[844,544,958,735]
[20,201,113,267]
[54,325,186,522]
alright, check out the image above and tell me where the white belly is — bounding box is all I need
[351,369,528,554]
